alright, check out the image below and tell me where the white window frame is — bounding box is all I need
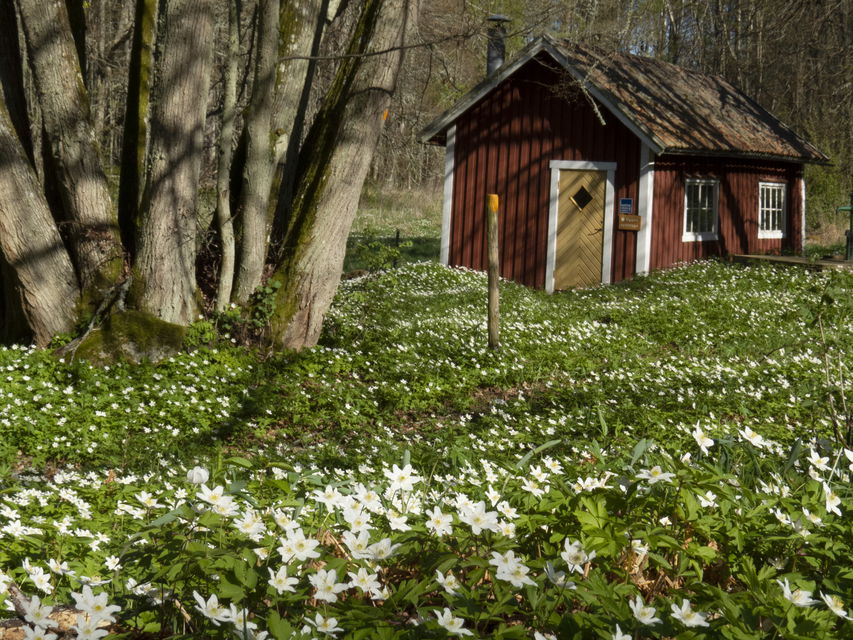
[682,178,719,242]
[758,181,786,239]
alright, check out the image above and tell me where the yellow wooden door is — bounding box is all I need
[555,169,606,289]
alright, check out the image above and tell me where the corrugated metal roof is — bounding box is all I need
[421,37,828,164]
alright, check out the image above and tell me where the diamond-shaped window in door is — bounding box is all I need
[571,186,593,210]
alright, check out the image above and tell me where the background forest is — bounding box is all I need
[0,0,850,350]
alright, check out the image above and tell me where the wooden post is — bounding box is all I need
[487,194,500,350]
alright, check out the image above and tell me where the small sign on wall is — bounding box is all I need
[618,214,641,231]
[619,198,634,213]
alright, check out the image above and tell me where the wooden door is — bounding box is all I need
[555,169,606,289]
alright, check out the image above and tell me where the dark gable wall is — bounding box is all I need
[650,157,803,270]
[449,54,642,287]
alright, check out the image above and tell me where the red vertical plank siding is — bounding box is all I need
[650,157,804,271]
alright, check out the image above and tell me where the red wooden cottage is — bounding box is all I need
[420,36,827,291]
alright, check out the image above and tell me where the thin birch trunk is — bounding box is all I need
[214,0,240,311]
[232,0,281,303]
[118,0,157,255]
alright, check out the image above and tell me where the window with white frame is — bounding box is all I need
[758,182,786,239]
[682,178,719,242]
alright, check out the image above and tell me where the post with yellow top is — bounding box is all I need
[487,194,500,350]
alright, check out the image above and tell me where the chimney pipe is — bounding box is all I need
[486,15,510,76]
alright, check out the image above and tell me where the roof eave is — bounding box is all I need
[660,148,831,165]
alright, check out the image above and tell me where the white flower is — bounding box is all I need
[777,578,818,607]
[134,490,163,509]
[28,568,53,595]
[485,485,501,505]
[308,568,348,603]
[629,595,661,625]
[560,539,596,574]
[435,608,473,636]
[306,612,343,636]
[21,594,53,628]
[425,506,454,537]
[348,567,382,595]
[739,426,766,448]
[22,626,57,640]
[457,501,499,535]
[72,585,121,624]
[72,618,109,640]
[630,539,649,557]
[823,482,842,516]
[341,529,372,559]
[611,624,631,640]
[692,424,714,454]
[545,561,575,589]
[383,463,421,493]
[698,490,718,508]
[342,505,372,533]
[368,537,401,560]
[277,528,321,563]
[267,566,298,594]
[497,562,536,588]
[820,592,852,619]
[636,466,675,485]
[186,466,210,484]
[436,570,461,596]
[807,448,830,472]
[520,477,547,497]
[192,591,231,626]
[312,485,343,510]
[670,598,710,627]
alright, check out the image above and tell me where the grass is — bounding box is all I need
[344,184,442,273]
[0,260,851,639]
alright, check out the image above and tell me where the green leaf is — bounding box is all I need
[266,611,292,640]
[630,438,652,466]
[225,456,254,469]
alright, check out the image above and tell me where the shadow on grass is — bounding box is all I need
[343,234,440,273]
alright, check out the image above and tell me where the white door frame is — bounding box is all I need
[546,160,617,293]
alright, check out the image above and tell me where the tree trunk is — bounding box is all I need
[270,0,413,350]
[214,0,240,312]
[232,0,281,303]
[118,0,157,255]
[269,0,327,261]
[0,100,79,345]
[0,0,34,165]
[15,0,124,301]
[132,0,215,325]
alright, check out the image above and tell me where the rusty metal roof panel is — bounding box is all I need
[552,40,828,163]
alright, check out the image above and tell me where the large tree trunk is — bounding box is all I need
[232,0,281,303]
[132,0,215,325]
[0,100,80,345]
[270,0,413,349]
[15,0,124,301]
